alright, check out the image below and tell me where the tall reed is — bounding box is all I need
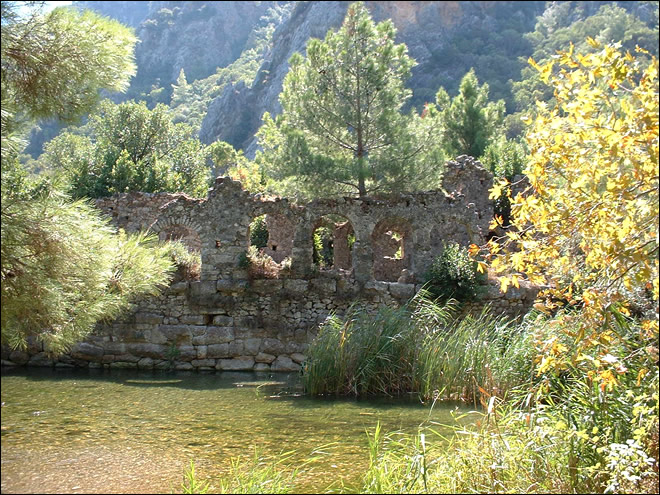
[302,291,534,403]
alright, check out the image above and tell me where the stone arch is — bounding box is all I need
[248,212,295,264]
[311,214,355,272]
[372,217,413,282]
[153,218,203,253]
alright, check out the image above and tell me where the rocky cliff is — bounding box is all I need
[75,1,283,98]
[199,1,544,154]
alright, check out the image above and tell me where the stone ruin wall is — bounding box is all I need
[2,156,539,371]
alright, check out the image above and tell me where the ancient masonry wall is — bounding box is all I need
[2,156,539,371]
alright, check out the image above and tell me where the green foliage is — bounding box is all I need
[215,448,299,494]
[165,343,181,367]
[0,191,175,354]
[257,2,441,199]
[241,246,290,280]
[0,3,178,356]
[481,137,527,225]
[164,240,201,281]
[303,293,531,402]
[312,227,333,268]
[180,460,210,494]
[511,3,659,113]
[432,69,505,159]
[249,216,269,249]
[424,242,485,303]
[39,100,211,198]
[1,4,137,125]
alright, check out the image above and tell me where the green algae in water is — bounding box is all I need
[1,367,471,493]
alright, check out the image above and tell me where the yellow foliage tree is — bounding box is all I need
[482,40,659,387]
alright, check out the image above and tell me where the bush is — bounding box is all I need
[424,242,485,302]
[241,246,290,279]
[249,216,269,249]
[164,240,200,281]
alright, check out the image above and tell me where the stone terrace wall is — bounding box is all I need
[2,156,538,371]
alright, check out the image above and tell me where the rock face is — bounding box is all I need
[75,1,281,96]
[199,0,544,154]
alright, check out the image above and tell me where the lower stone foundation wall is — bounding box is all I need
[1,275,538,371]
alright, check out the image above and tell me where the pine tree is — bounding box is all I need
[435,69,505,159]
[257,2,440,199]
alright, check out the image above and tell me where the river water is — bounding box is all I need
[1,367,472,493]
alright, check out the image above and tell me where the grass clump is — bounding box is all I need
[302,291,533,403]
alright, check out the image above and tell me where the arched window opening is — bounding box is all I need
[372,218,412,282]
[245,213,294,278]
[159,224,202,253]
[158,223,202,281]
[312,215,354,273]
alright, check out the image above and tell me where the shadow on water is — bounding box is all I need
[1,365,302,392]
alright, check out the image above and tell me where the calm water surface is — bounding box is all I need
[1,367,473,493]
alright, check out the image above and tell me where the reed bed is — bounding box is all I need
[302,291,534,403]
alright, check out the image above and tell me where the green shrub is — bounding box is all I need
[312,226,333,267]
[424,242,485,303]
[164,240,201,280]
[249,216,269,249]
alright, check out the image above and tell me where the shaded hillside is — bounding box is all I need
[74,1,284,101]
[199,1,546,154]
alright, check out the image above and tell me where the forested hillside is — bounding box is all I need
[23,0,658,159]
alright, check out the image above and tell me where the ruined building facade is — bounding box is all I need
[2,156,538,370]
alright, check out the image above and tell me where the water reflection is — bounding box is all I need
[1,367,471,493]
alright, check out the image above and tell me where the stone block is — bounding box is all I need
[134,313,163,325]
[71,342,104,361]
[197,345,208,359]
[175,362,194,370]
[190,281,217,298]
[217,279,249,292]
[113,354,141,363]
[192,327,233,345]
[206,343,230,359]
[250,279,283,295]
[243,338,261,355]
[168,282,189,294]
[228,340,244,357]
[260,338,285,355]
[192,359,216,368]
[217,356,255,371]
[9,350,30,365]
[104,342,127,354]
[180,315,206,325]
[177,345,197,361]
[137,357,154,369]
[253,363,270,371]
[157,325,193,344]
[271,355,300,372]
[290,353,306,364]
[364,281,390,293]
[283,279,309,293]
[124,343,168,359]
[310,278,337,294]
[389,282,416,300]
[109,361,137,369]
[212,315,233,326]
[255,352,276,363]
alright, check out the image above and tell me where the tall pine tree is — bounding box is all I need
[257,2,440,199]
